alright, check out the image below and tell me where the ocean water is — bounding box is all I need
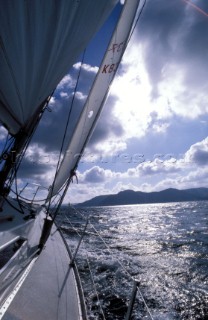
[59,201,208,320]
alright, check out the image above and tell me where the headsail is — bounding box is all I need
[0,0,118,135]
[51,0,141,197]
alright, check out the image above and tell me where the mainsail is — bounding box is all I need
[51,0,141,197]
[0,0,118,136]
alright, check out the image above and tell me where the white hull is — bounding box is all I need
[0,199,86,319]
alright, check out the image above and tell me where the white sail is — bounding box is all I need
[0,0,118,135]
[51,0,140,197]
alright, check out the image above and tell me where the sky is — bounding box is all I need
[1,0,208,204]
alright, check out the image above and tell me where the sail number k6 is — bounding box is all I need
[102,63,118,74]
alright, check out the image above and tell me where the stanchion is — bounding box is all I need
[125,280,140,320]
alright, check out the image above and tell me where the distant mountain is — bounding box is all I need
[76,187,208,207]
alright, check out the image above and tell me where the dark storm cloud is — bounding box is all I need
[17,147,55,179]
[18,158,50,179]
[137,0,208,98]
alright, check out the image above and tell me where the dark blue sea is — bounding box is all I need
[59,201,208,320]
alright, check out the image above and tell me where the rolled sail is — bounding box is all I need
[0,0,118,135]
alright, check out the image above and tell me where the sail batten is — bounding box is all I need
[0,0,118,135]
[51,0,141,197]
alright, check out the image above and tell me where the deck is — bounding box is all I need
[1,222,86,320]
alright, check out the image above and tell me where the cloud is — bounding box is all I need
[30,60,103,154]
[73,62,98,74]
[4,2,207,205]
[185,137,208,165]
[67,136,208,202]
[154,166,208,192]
[29,0,208,163]
[0,126,7,141]
[147,111,170,133]
[18,143,57,186]
[80,166,114,184]
[135,158,182,177]
[57,74,74,91]
[128,0,208,118]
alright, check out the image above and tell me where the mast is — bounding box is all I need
[50,0,141,197]
[0,97,50,208]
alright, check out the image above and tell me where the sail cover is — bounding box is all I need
[0,0,118,135]
[51,0,140,196]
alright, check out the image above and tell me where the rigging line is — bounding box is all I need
[70,205,135,282]
[62,212,153,319]
[13,161,25,214]
[51,174,74,221]
[61,212,154,320]
[50,132,88,219]
[62,211,82,237]
[69,205,154,319]
[182,0,208,18]
[137,289,154,320]
[0,134,14,158]
[61,209,153,319]
[0,132,11,157]
[3,196,25,214]
[10,188,48,203]
[61,212,106,319]
[85,254,107,320]
[47,49,86,210]
[8,96,52,196]
[70,218,89,265]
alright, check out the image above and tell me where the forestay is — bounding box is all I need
[51,0,141,197]
[0,0,118,135]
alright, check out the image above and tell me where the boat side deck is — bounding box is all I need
[2,224,85,320]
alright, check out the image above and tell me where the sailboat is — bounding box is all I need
[0,0,141,319]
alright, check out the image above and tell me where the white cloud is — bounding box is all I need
[73,62,98,74]
[112,181,140,194]
[78,166,117,184]
[106,31,207,150]
[65,136,208,202]
[0,126,7,141]
[136,158,182,176]
[111,44,153,139]
[73,91,87,100]
[158,63,208,119]
[60,91,69,99]
[57,74,74,90]
[185,137,208,165]
[154,166,208,192]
